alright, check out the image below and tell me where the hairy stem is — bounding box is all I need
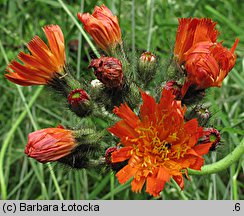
[188,138,244,175]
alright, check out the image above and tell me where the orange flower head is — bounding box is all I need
[108,89,212,197]
[77,5,122,51]
[184,39,239,89]
[25,127,77,163]
[174,18,219,64]
[5,25,66,86]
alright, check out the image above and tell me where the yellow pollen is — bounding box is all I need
[132,125,175,166]
[169,132,178,140]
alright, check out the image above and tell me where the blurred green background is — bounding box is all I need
[0,0,243,200]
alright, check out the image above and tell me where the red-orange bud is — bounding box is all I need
[68,89,89,105]
[202,128,221,151]
[67,89,92,117]
[174,18,219,65]
[165,80,182,99]
[89,57,123,89]
[77,5,122,51]
[25,127,77,163]
[174,18,239,90]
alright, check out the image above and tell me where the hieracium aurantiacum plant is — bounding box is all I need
[4,4,243,197]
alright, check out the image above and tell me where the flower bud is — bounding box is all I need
[140,51,156,63]
[91,79,104,89]
[173,17,239,90]
[188,105,210,125]
[68,89,92,117]
[25,126,104,168]
[165,80,182,99]
[105,146,127,172]
[89,57,123,89]
[77,5,122,52]
[138,52,157,84]
[195,105,210,119]
[105,146,118,164]
[202,128,221,151]
[25,127,77,163]
[174,18,219,66]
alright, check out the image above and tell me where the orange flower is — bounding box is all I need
[77,5,122,51]
[108,89,212,197]
[174,17,239,90]
[25,127,76,163]
[174,18,219,64]
[5,25,66,86]
[184,40,239,89]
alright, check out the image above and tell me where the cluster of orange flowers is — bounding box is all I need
[5,5,238,197]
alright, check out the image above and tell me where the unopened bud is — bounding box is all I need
[25,127,77,163]
[202,128,221,151]
[68,89,92,117]
[195,106,210,119]
[105,147,127,171]
[91,79,104,89]
[77,5,122,53]
[138,52,157,85]
[188,105,210,125]
[165,80,182,99]
[105,147,118,164]
[140,51,156,63]
[89,57,123,89]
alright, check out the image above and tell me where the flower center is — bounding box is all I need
[152,137,171,157]
[134,125,174,165]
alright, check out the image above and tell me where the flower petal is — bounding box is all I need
[131,177,146,193]
[139,90,157,122]
[112,146,133,163]
[173,175,184,190]
[193,143,212,156]
[146,167,170,197]
[116,165,137,184]
[113,103,139,128]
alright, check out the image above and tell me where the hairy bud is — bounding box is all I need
[202,128,221,151]
[68,89,92,117]
[138,51,157,85]
[188,105,210,125]
[165,80,182,99]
